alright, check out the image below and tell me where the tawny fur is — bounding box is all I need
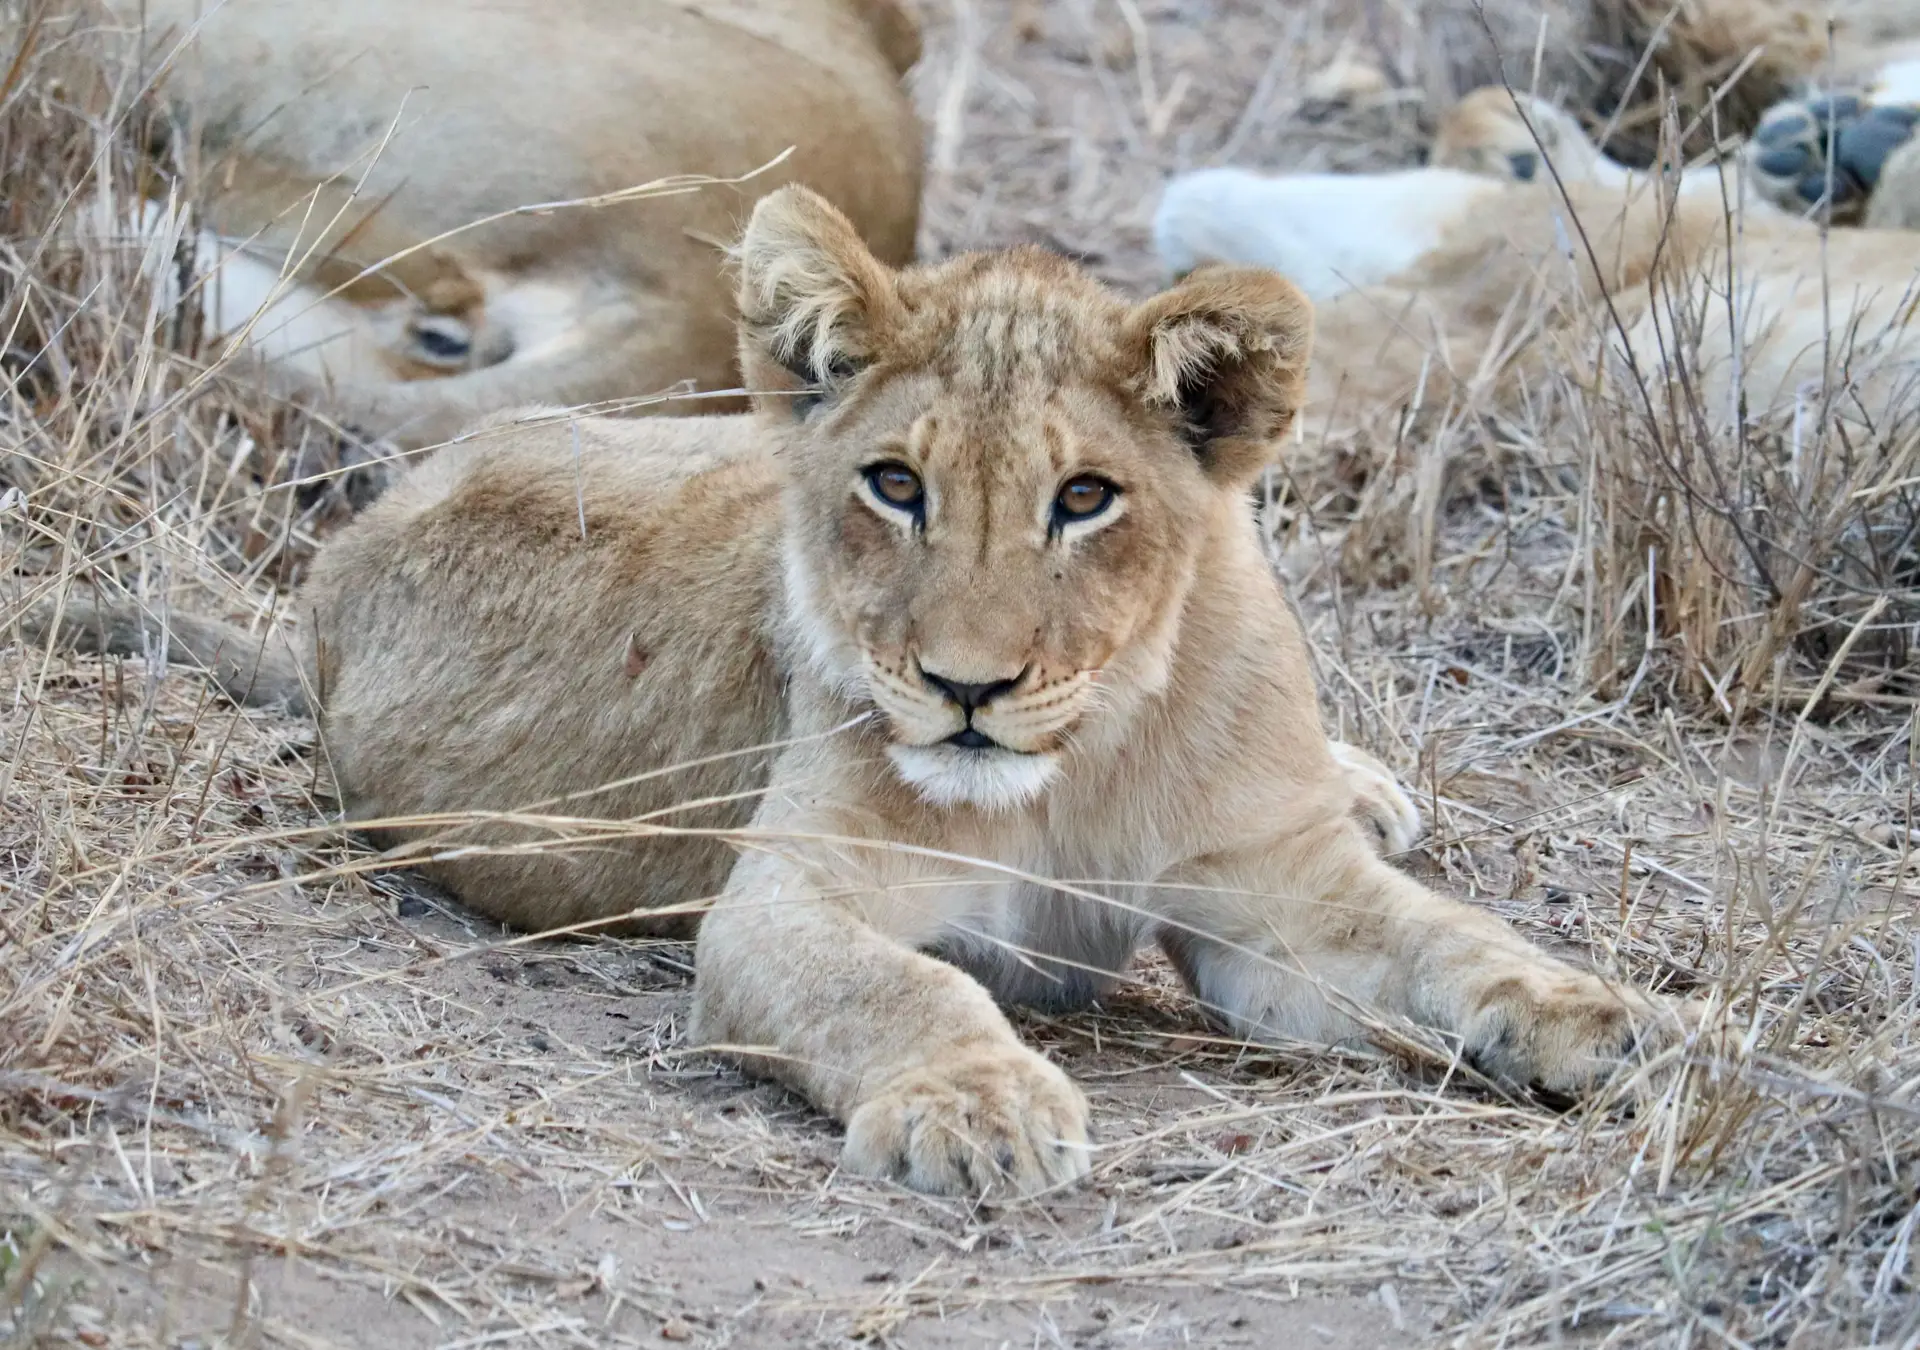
[1870,135,1920,229]
[22,189,1688,1198]
[100,0,923,447]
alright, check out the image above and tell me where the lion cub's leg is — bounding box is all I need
[690,851,1092,1198]
[1155,820,1682,1091]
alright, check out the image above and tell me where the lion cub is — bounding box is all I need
[36,188,1684,1197]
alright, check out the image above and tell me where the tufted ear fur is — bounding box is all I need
[1125,267,1315,486]
[735,185,901,418]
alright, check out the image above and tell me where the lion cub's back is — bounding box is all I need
[304,413,788,932]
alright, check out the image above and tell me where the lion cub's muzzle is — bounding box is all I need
[870,656,1093,753]
[864,654,1097,810]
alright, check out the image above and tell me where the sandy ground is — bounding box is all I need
[30,894,1423,1348]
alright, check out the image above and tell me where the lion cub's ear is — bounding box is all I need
[735,185,901,418]
[1125,267,1314,486]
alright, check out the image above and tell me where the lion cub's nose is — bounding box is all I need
[920,667,1023,713]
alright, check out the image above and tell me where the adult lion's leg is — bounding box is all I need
[1865,135,1920,228]
[690,851,1092,1197]
[268,303,743,448]
[1154,820,1686,1091]
[1746,90,1919,221]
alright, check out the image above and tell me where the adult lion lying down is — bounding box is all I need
[105,0,921,446]
[34,189,1686,1196]
[1155,81,1920,439]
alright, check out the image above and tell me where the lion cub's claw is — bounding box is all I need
[1462,972,1694,1094]
[843,1046,1092,1197]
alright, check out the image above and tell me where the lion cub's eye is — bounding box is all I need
[863,462,925,514]
[1052,474,1118,531]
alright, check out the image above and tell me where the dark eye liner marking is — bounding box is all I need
[1049,475,1119,537]
[862,461,926,528]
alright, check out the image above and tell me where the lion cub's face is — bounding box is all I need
[786,342,1204,810]
[736,188,1314,811]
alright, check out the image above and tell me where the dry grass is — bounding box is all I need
[5,0,1920,1347]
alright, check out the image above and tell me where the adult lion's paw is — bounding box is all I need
[842,1045,1092,1197]
[1329,740,1422,856]
[1746,93,1918,218]
[1460,969,1696,1094]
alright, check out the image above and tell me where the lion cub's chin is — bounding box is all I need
[886,744,1062,812]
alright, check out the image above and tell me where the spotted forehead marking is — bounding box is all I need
[923,270,1120,394]
[902,393,1088,502]
[949,305,1075,392]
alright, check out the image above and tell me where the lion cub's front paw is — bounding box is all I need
[1462,969,1695,1094]
[842,1044,1092,1197]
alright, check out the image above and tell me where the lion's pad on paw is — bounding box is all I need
[1747,93,1919,215]
[842,1045,1092,1197]
[1463,973,1693,1094]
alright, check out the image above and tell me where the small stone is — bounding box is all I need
[1865,102,1920,129]
[1301,55,1388,104]
[660,1318,693,1340]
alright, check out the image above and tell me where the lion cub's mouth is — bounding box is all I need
[944,727,1030,752]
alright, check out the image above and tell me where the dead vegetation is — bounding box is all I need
[4,0,1920,1346]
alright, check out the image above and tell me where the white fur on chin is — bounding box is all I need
[887,744,1061,811]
